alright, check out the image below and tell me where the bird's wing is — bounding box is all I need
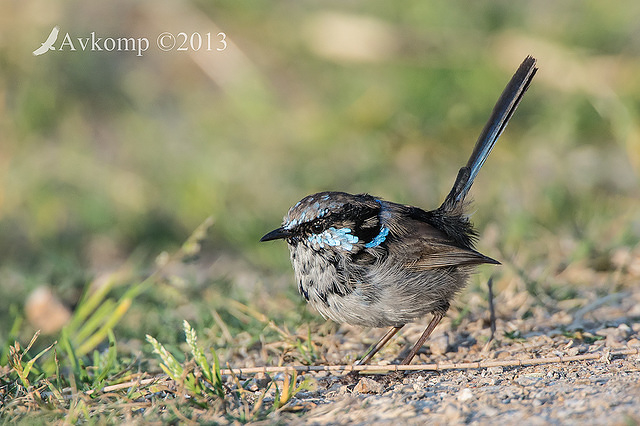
[386,216,498,270]
[45,26,60,45]
[404,241,497,270]
[33,45,48,56]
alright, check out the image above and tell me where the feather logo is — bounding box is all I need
[33,26,59,56]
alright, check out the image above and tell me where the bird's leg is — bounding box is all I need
[401,312,445,365]
[355,325,404,365]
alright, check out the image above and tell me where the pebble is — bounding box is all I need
[566,347,580,356]
[354,377,384,394]
[457,388,474,402]
[430,333,450,355]
[267,278,640,425]
[25,286,71,334]
[442,403,463,421]
[254,373,271,388]
[486,366,504,375]
[617,323,632,338]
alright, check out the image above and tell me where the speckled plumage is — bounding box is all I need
[279,192,493,328]
[261,56,538,364]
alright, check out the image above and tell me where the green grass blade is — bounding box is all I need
[146,334,183,379]
[72,299,116,346]
[66,276,116,334]
[22,340,56,379]
[184,321,213,383]
[92,329,117,386]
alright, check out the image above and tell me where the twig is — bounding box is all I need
[487,276,496,342]
[59,347,639,398]
[569,292,630,330]
[85,377,165,395]
[217,348,640,375]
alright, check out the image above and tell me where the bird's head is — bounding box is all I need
[261,191,389,253]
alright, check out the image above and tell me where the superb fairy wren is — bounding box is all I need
[262,56,537,365]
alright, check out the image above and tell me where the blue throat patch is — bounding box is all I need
[364,199,390,248]
[365,226,389,248]
[308,227,359,251]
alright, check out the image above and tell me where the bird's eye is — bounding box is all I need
[311,223,323,233]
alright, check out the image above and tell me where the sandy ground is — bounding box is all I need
[286,351,640,424]
[258,277,640,424]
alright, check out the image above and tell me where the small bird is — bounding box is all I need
[33,26,60,56]
[262,56,537,365]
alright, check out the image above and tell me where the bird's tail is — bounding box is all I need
[440,56,537,213]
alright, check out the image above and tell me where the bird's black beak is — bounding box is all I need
[260,227,291,242]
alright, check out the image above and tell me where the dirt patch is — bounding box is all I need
[258,281,640,424]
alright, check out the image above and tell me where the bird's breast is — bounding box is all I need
[287,240,472,328]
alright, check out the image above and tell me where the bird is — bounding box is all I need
[261,56,538,365]
[33,26,60,56]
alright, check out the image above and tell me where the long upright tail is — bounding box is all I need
[441,56,538,212]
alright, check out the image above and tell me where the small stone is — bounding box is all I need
[430,332,449,355]
[481,407,499,417]
[596,327,614,337]
[617,323,632,338]
[627,338,640,347]
[515,376,542,386]
[327,383,342,393]
[337,385,351,395]
[483,377,497,386]
[566,347,580,356]
[442,403,462,421]
[254,373,272,388]
[457,388,474,402]
[25,286,71,334]
[354,377,384,394]
[605,334,625,348]
[486,366,504,375]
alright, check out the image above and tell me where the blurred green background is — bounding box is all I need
[1,1,639,349]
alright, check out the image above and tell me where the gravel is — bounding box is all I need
[261,280,640,424]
